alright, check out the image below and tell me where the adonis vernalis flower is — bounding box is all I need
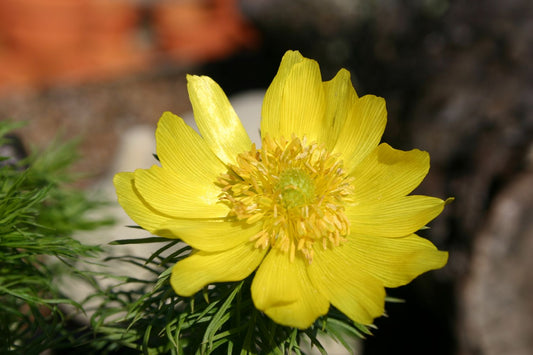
[114,50,448,329]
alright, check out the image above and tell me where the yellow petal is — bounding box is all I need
[309,245,385,325]
[322,68,359,150]
[277,59,325,142]
[134,165,229,219]
[156,111,227,177]
[171,242,267,297]
[251,249,329,329]
[160,220,263,252]
[261,50,305,138]
[113,172,173,237]
[346,195,446,238]
[351,143,430,202]
[333,95,387,172]
[187,75,252,165]
[347,233,448,287]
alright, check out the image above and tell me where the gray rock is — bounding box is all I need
[458,172,533,355]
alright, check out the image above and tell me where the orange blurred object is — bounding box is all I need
[0,0,258,93]
[0,0,145,90]
[143,0,257,63]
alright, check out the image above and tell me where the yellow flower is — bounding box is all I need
[114,50,448,329]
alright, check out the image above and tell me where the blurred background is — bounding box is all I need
[0,0,531,354]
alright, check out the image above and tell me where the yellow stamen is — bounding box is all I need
[218,135,353,263]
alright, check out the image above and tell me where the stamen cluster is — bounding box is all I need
[218,135,353,263]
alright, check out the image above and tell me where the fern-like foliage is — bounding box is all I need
[0,121,112,354]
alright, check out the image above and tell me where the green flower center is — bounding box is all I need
[277,168,315,209]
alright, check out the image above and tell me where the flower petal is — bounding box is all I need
[347,233,448,287]
[277,59,325,142]
[351,143,430,202]
[113,172,173,237]
[309,245,385,325]
[346,195,446,238]
[134,165,229,219]
[160,220,263,252]
[187,75,252,165]
[333,95,387,172]
[261,50,305,138]
[156,111,227,176]
[171,242,267,297]
[322,68,358,149]
[251,249,329,329]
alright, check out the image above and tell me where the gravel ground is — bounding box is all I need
[0,67,192,185]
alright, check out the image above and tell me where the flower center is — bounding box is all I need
[277,168,315,209]
[218,135,352,263]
